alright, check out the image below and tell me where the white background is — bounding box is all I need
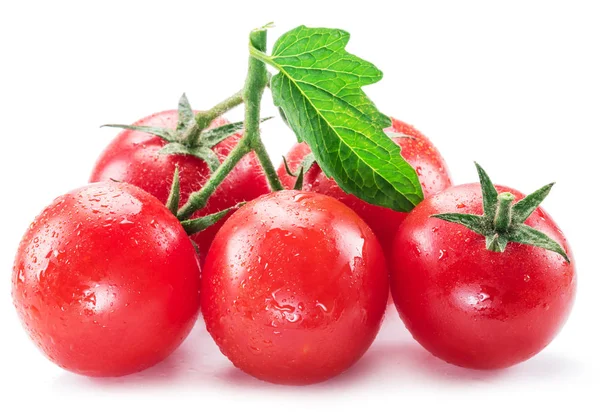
[1,1,598,412]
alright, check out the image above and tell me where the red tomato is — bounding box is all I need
[390,183,576,369]
[278,118,452,260]
[90,111,270,263]
[201,190,388,384]
[12,182,201,377]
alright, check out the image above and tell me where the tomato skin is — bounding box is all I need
[90,111,270,263]
[390,183,576,369]
[200,190,388,384]
[277,118,452,260]
[12,182,201,377]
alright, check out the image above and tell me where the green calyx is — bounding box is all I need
[281,153,316,190]
[432,163,570,263]
[102,93,249,172]
[164,166,243,235]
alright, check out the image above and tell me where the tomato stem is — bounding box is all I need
[176,26,283,220]
[196,90,245,131]
[177,139,251,220]
[181,89,244,146]
[432,163,570,262]
[244,28,284,191]
[494,192,515,232]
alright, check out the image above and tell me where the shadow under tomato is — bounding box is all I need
[52,320,218,390]
[52,314,582,391]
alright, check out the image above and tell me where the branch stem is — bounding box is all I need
[176,26,283,220]
[181,89,244,146]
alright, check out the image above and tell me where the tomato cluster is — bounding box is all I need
[12,107,575,383]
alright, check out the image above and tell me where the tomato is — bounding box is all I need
[12,182,201,377]
[90,111,270,263]
[278,117,452,261]
[200,190,388,384]
[390,183,576,369]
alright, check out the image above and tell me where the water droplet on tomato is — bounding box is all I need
[315,301,329,313]
[285,313,301,323]
[292,193,310,202]
[29,305,40,320]
[524,275,531,282]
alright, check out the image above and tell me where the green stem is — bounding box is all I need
[182,89,244,146]
[176,27,283,220]
[494,192,516,232]
[254,136,284,190]
[244,28,284,191]
[195,89,244,130]
[176,139,251,220]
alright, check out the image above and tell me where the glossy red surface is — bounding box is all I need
[390,183,576,369]
[277,118,452,261]
[12,182,201,376]
[200,190,389,384]
[90,111,270,263]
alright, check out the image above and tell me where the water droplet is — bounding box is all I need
[478,292,490,302]
[292,193,310,202]
[438,249,446,260]
[29,305,40,320]
[456,203,466,209]
[524,275,531,282]
[316,301,328,313]
[285,313,301,323]
[248,345,261,354]
[120,217,134,225]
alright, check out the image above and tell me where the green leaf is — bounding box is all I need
[165,167,181,215]
[262,25,423,212]
[431,213,487,234]
[180,204,243,235]
[160,142,220,172]
[177,94,195,132]
[475,163,498,219]
[507,224,570,262]
[512,183,555,224]
[299,152,316,175]
[101,124,175,141]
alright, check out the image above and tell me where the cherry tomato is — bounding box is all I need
[278,118,452,260]
[12,182,201,377]
[390,183,576,369]
[200,190,388,384]
[90,111,270,263]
